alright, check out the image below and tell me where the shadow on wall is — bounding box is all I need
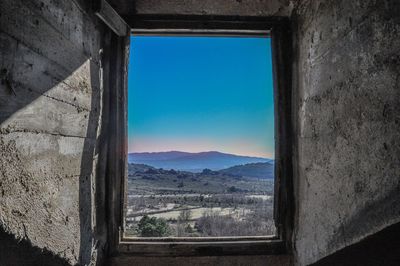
[0,228,70,266]
[0,1,109,262]
[311,221,400,266]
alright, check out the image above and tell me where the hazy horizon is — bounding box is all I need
[128,36,275,158]
[128,149,273,159]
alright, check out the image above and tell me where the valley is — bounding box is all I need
[125,155,276,237]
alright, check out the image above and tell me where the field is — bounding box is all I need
[125,163,275,237]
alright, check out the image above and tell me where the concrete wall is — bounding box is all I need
[0,0,111,264]
[311,222,400,266]
[109,0,294,16]
[1,0,399,265]
[293,0,400,265]
[109,0,295,17]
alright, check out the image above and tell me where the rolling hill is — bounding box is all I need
[219,162,274,179]
[128,151,272,172]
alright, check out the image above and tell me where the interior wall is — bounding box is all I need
[311,222,400,266]
[0,0,296,265]
[1,0,399,265]
[0,0,111,265]
[109,0,295,17]
[293,0,400,265]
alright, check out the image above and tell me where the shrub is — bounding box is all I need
[137,215,170,237]
[178,209,192,223]
[169,169,177,174]
[228,186,238,192]
[201,168,213,175]
[145,168,159,174]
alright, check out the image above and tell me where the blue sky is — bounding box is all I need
[128,36,274,158]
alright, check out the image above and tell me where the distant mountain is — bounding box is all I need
[219,162,274,179]
[128,151,272,172]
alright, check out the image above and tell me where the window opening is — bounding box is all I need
[125,36,276,238]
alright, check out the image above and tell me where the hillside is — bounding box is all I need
[127,162,275,194]
[128,163,155,173]
[128,151,272,172]
[219,162,274,179]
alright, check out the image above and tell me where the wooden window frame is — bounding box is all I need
[105,14,294,258]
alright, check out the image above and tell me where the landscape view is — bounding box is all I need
[126,36,275,237]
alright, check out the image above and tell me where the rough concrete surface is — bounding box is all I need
[0,0,109,265]
[1,0,399,265]
[311,222,400,266]
[109,0,295,17]
[294,0,400,265]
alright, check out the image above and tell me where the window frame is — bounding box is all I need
[106,15,294,257]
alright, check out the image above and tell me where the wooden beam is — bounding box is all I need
[117,239,286,257]
[93,0,129,36]
[130,14,286,36]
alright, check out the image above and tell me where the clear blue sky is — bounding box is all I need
[128,36,274,158]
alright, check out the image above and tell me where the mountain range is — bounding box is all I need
[128,151,273,172]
